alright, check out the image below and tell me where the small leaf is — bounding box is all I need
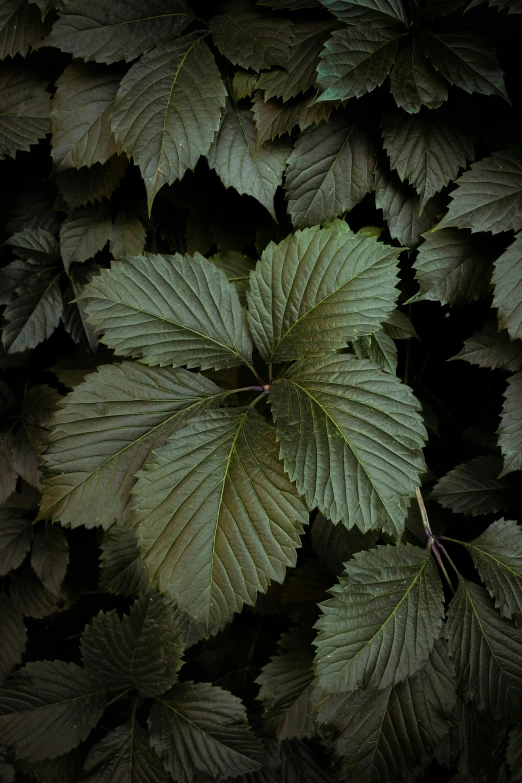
[60,204,112,272]
[110,211,146,259]
[390,42,448,114]
[232,70,259,102]
[311,513,377,576]
[0,0,49,59]
[314,543,444,692]
[2,270,63,354]
[56,157,126,211]
[0,68,50,159]
[498,371,522,476]
[10,569,61,619]
[98,523,149,597]
[83,721,170,783]
[0,509,33,577]
[252,92,332,147]
[431,456,512,517]
[210,250,255,305]
[320,0,408,24]
[451,322,522,372]
[353,330,398,374]
[493,234,522,340]
[0,596,27,683]
[62,264,100,353]
[383,309,418,340]
[0,661,106,760]
[31,525,69,596]
[5,228,59,262]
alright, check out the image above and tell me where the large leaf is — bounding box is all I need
[83,252,253,371]
[210,2,294,71]
[315,26,406,102]
[0,0,48,59]
[314,543,444,692]
[390,42,448,114]
[465,518,522,620]
[492,234,522,340]
[83,721,169,783]
[39,362,224,529]
[498,371,522,476]
[446,580,522,720]
[43,0,195,64]
[408,228,494,305]
[132,407,308,633]
[148,681,266,782]
[208,98,288,221]
[0,661,106,761]
[0,596,27,683]
[431,456,511,517]
[2,269,63,354]
[98,523,149,597]
[247,226,400,363]
[436,147,522,234]
[111,36,226,210]
[284,112,376,229]
[321,0,407,24]
[382,111,474,210]
[81,590,184,696]
[30,525,69,596]
[60,204,112,271]
[50,63,120,171]
[0,509,33,577]
[0,68,50,159]
[270,354,426,536]
[318,641,455,782]
[451,322,522,372]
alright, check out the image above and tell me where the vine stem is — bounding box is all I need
[245,362,266,386]
[105,687,134,708]
[415,486,433,538]
[431,541,455,593]
[416,486,455,592]
[437,541,461,581]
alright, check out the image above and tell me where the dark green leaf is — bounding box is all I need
[498,371,522,475]
[16,751,84,783]
[311,513,377,575]
[9,569,61,619]
[60,204,111,272]
[390,42,448,114]
[507,725,522,782]
[2,270,63,354]
[110,211,146,259]
[252,92,332,147]
[5,228,58,262]
[83,721,170,783]
[451,322,522,372]
[314,543,444,692]
[280,558,332,624]
[0,596,26,683]
[62,264,100,353]
[383,309,418,340]
[258,0,320,7]
[232,70,259,102]
[0,68,50,159]
[210,250,255,305]
[431,456,511,517]
[56,157,126,210]
[353,330,398,374]
[0,0,48,59]
[493,234,522,340]
[31,525,69,596]
[279,739,337,782]
[320,0,408,24]
[98,523,150,597]
[0,509,33,577]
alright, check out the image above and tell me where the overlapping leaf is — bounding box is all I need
[498,371,522,475]
[0,509,33,576]
[431,456,512,516]
[83,721,170,783]
[56,157,127,210]
[252,92,332,147]
[98,523,149,597]
[492,234,522,340]
[0,596,27,683]
[0,68,50,159]
[390,42,448,114]
[30,525,69,596]
[451,322,522,372]
[311,514,377,576]
[353,330,398,374]
[60,204,111,271]
[110,211,146,260]
[321,0,407,24]
[2,268,63,354]
[0,0,48,59]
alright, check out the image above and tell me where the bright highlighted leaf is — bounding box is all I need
[431,456,512,517]
[314,544,444,693]
[83,721,170,783]
[270,354,426,536]
[390,43,448,114]
[498,371,522,476]
[493,234,522,340]
[0,68,50,159]
[39,362,224,529]
[247,226,400,363]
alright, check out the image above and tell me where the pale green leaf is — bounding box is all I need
[1,269,63,354]
[31,525,69,596]
[0,68,50,159]
[56,156,127,210]
[0,509,33,577]
[83,721,170,783]
[431,456,511,517]
[451,322,522,372]
[493,234,522,340]
[132,407,308,633]
[390,42,448,114]
[320,0,408,24]
[98,523,150,597]
[353,330,398,374]
[270,354,426,536]
[314,543,444,692]
[60,204,112,271]
[0,0,48,59]
[110,211,147,259]
[247,226,400,363]
[498,371,522,475]
[0,596,26,683]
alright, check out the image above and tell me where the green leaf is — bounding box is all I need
[0,596,26,683]
[60,204,112,272]
[318,641,455,782]
[436,148,522,234]
[271,354,426,536]
[83,253,253,371]
[232,70,259,102]
[383,309,418,340]
[420,30,509,100]
[43,0,195,64]
[251,92,332,147]
[431,456,511,516]
[247,226,400,363]
[0,509,33,577]
[62,264,100,353]
[451,322,522,372]
[311,513,377,576]
[210,250,255,305]
[31,525,69,596]
[315,26,406,102]
[83,721,170,783]
[390,42,448,114]
[382,111,474,211]
[148,681,266,782]
[507,725,522,783]
[353,330,398,374]
[446,580,522,720]
[258,0,320,7]
[0,0,48,59]
[210,2,294,72]
[132,407,308,633]
[256,627,318,740]
[408,229,494,305]
[284,112,376,229]
[9,568,61,619]
[81,590,184,696]
[1,269,63,354]
[0,68,50,159]
[208,98,288,221]
[39,362,224,529]
[498,371,522,476]
[56,157,127,211]
[50,63,120,171]
[5,228,59,262]
[493,234,522,340]
[0,661,106,760]
[320,0,408,24]
[110,211,147,260]
[98,523,150,597]
[314,543,444,692]
[111,36,226,211]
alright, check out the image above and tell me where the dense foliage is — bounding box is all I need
[1,0,522,780]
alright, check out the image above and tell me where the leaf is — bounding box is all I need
[258,0,320,6]
[148,681,266,782]
[43,0,195,64]
[285,112,376,229]
[320,0,408,24]
[451,322,522,372]
[81,590,184,696]
[0,661,106,761]
[279,740,337,782]
[498,371,522,476]
[83,253,253,371]
[62,265,100,353]
[383,309,418,340]
[210,250,256,305]
[31,525,69,596]
[382,111,474,210]
[99,523,149,596]
[232,70,259,102]
[315,26,406,102]
[0,509,33,577]
[280,558,332,624]
[56,157,127,210]
[16,751,84,783]
[353,330,398,374]
[390,42,448,114]
[420,30,509,100]
[2,270,63,354]
[208,98,288,221]
[0,68,50,159]
[247,226,400,363]
[6,188,60,235]
[210,2,294,72]
[9,569,61,619]
[465,518,522,620]
[83,721,170,783]
[318,641,455,783]
[507,725,522,783]
[446,580,522,720]
[408,229,494,305]
[431,456,511,517]
[5,228,59,262]
[132,407,308,633]
[0,0,49,59]
[60,204,112,272]
[0,439,17,505]
[314,543,444,692]
[257,20,338,101]
[492,234,522,340]
[0,596,27,683]
[311,513,377,576]
[50,63,120,171]
[251,92,332,147]
[436,148,522,234]
[111,36,226,211]
[256,627,319,740]
[110,211,146,259]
